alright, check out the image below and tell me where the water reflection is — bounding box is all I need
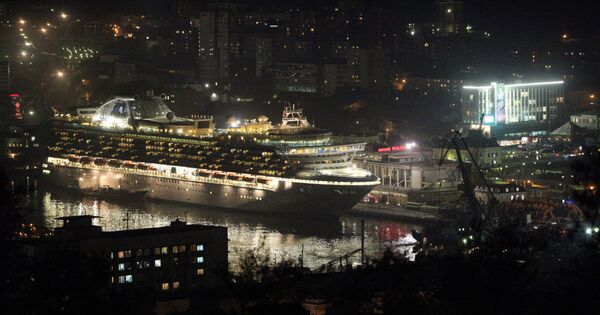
[26,182,423,269]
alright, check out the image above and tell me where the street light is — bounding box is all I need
[20,51,27,57]
[40,27,47,33]
[56,71,65,78]
[60,12,68,19]
[19,19,25,25]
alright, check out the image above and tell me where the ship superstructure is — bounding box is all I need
[44,97,379,214]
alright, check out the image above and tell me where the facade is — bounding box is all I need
[114,62,136,85]
[255,37,272,78]
[475,184,526,204]
[462,81,565,139]
[432,1,464,35]
[354,149,460,190]
[432,134,502,168]
[0,60,8,91]
[347,48,390,88]
[570,109,600,131]
[273,63,319,93]
[23,216,228,292]
[322,64,349,96]
[194,12,229,81]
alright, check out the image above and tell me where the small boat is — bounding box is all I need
[257,178,271,185]
[136,163,150,170]
[123,162,136,169]
[212,172,227,179]
[196,170,211,177]
[108,160,122,168]
[93,158,108,166]
[242,176,256,183]
[79,157,93,164]
[228,174,242,181]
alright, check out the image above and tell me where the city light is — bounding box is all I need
[60,12,68,19]
[56,71,65,77]
[19,19,25,25]
[20,51,27,56]
[40,27,48,33]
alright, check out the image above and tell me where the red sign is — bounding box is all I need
[377,145,406,153]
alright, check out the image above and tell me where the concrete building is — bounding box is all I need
[273,63,318,93]
[322,64,349,96]
[23,216,228,293]
[114,62,136,85]
[194,12,229,81]
[432,134,502,168]
[172,27,198,66]
[347,48,390,88]
[354,149,460,205]
[462,80,565,140]
[569,109,600,130]
[432,1,464,35]
[0,60,8,91]
[255,37,272,77]
[475,184,526,204]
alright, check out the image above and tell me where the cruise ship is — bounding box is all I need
[43,97,379,215]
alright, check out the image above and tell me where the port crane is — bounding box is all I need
[438,126,496,236]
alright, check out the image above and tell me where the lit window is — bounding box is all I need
[196,268,204,276]
[117,251,125,259]
[161,246,168,254]
[118,263,125,271]
[155,259,161,267]
[179,245,186,252]
[196,244,204,251]
[118,276,125,283]
[124,250,132,258]
[172,246,179,254]
[173,281,180,289]
[154,248,161,255]
[125,275,133,283]
[161,283,169,291]
[196,256,204,263]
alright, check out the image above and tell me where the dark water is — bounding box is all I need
[20,177,423,270]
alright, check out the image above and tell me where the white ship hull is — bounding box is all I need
[44,159,378,215]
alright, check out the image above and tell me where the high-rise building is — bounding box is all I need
[461,80,565,139]
[0,1,6,20]
[347,47,390,88]
[273,63,318,93]
[322,64,349,96]
[172,27,198,66]
[432,1,464,35]
[193,12,229,82]
[171,0,191,26]
[0,60,8,91]
[255,37,272,78]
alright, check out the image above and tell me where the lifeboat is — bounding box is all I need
[123,162,137,169]
[242,176,256,183]
[257,178,271,185]
[67,155,79,163]
[212,172,227,180]
[108,160,122,168]
[79,157,93,164]
[93,158,108,166]
[196,170,212,177]
[136,163,150,170]
[228,174,242,181]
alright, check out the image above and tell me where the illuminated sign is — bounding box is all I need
[377,145,407,152]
